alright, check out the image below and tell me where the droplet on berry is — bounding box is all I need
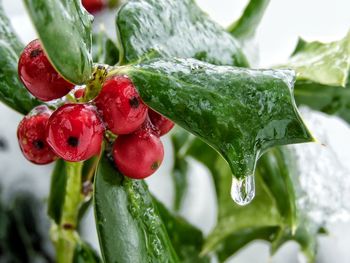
[113,129,164,179]
[148,109,175,136]
[46,104,105,162]
[94,75,148,135]
[18,39,74,101]
[17,105,57,165]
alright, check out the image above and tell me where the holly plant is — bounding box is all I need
[0,0,349,262]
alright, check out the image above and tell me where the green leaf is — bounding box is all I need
[116,0,248,66]
[228,0,270,40]
[282,32,350,123]
[94,153,180,263]
[181,134,318,261]
[294,80,350,123]
[73,241,101,263]
[0,5,22,54]
[202,156,282,257]
[192,140,320,262]
[286,32,350,87]
[92,30,119,65]
[214,226,279,260]
[0,3,40,114]
[257,148,297,230]
[48,159,68,224]
[271,222,319,263]
[118,58,314,179]
[170,128,192,210]
[172,157,189,211]
[23,0,93,84]
[154,198,210,263]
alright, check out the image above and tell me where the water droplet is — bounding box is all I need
[231,175,255,206]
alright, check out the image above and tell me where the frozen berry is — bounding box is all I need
[148,109,175,136]
[94,75,148,135]
[82,0,105,13]
[17,105,57,165]
[113,129,164,179]
[18,39,74,101]
[46,104,104,162]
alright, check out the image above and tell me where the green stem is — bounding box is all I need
[83,65,108,101]
[55,161,84,263]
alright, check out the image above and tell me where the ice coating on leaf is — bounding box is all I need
[120,57,314,180]
[289,107,350,225]
[284,32,350,87]
[116,0,248,66]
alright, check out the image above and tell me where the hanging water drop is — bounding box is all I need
[231,175,255,206]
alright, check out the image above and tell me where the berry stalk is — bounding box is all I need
[51,161,84,263]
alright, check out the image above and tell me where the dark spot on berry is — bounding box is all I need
[30,48,42,58]
[67,136,79,147]
[33,140,45,150]
[151,161,160,170]
[129,97,139,108]
[0,137,7,151]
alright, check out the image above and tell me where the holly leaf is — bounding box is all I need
[192,140,320,262]
[228,0,271,40]
[92,30,119,65]
[116,0,248,66]
[118,58,314,179]
[286,32,350,87]
[154,198,210,263]
[170,128,192,210]
[0,3,40,114]
[283,32,350,123]
[94,153,180,263]
[23,0,93,84]
[48,159,68,224]
[257,147,297,231]
[73,241,101,263]
[200,155,282,260]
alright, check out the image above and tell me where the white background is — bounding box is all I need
[1,1,350,263]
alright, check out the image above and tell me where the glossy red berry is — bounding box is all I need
[113,129,164,179]
[82,0,105,13]
[17,105,57,165]
[148,109,175,136]
[18,39,74,101]
[94,75,148,135]
[74,88,85,99]
[46,104,104,162]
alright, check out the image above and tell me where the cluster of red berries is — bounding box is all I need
[17,39,174,179]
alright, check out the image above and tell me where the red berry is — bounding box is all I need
[74,88,85,99]
[17,105,57,165]
[148,109,175,136]
[82,0,105,13]
[18,39,74,101]
[113,129,164,179]
[46,104,104,162]
[94,76,148,135]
